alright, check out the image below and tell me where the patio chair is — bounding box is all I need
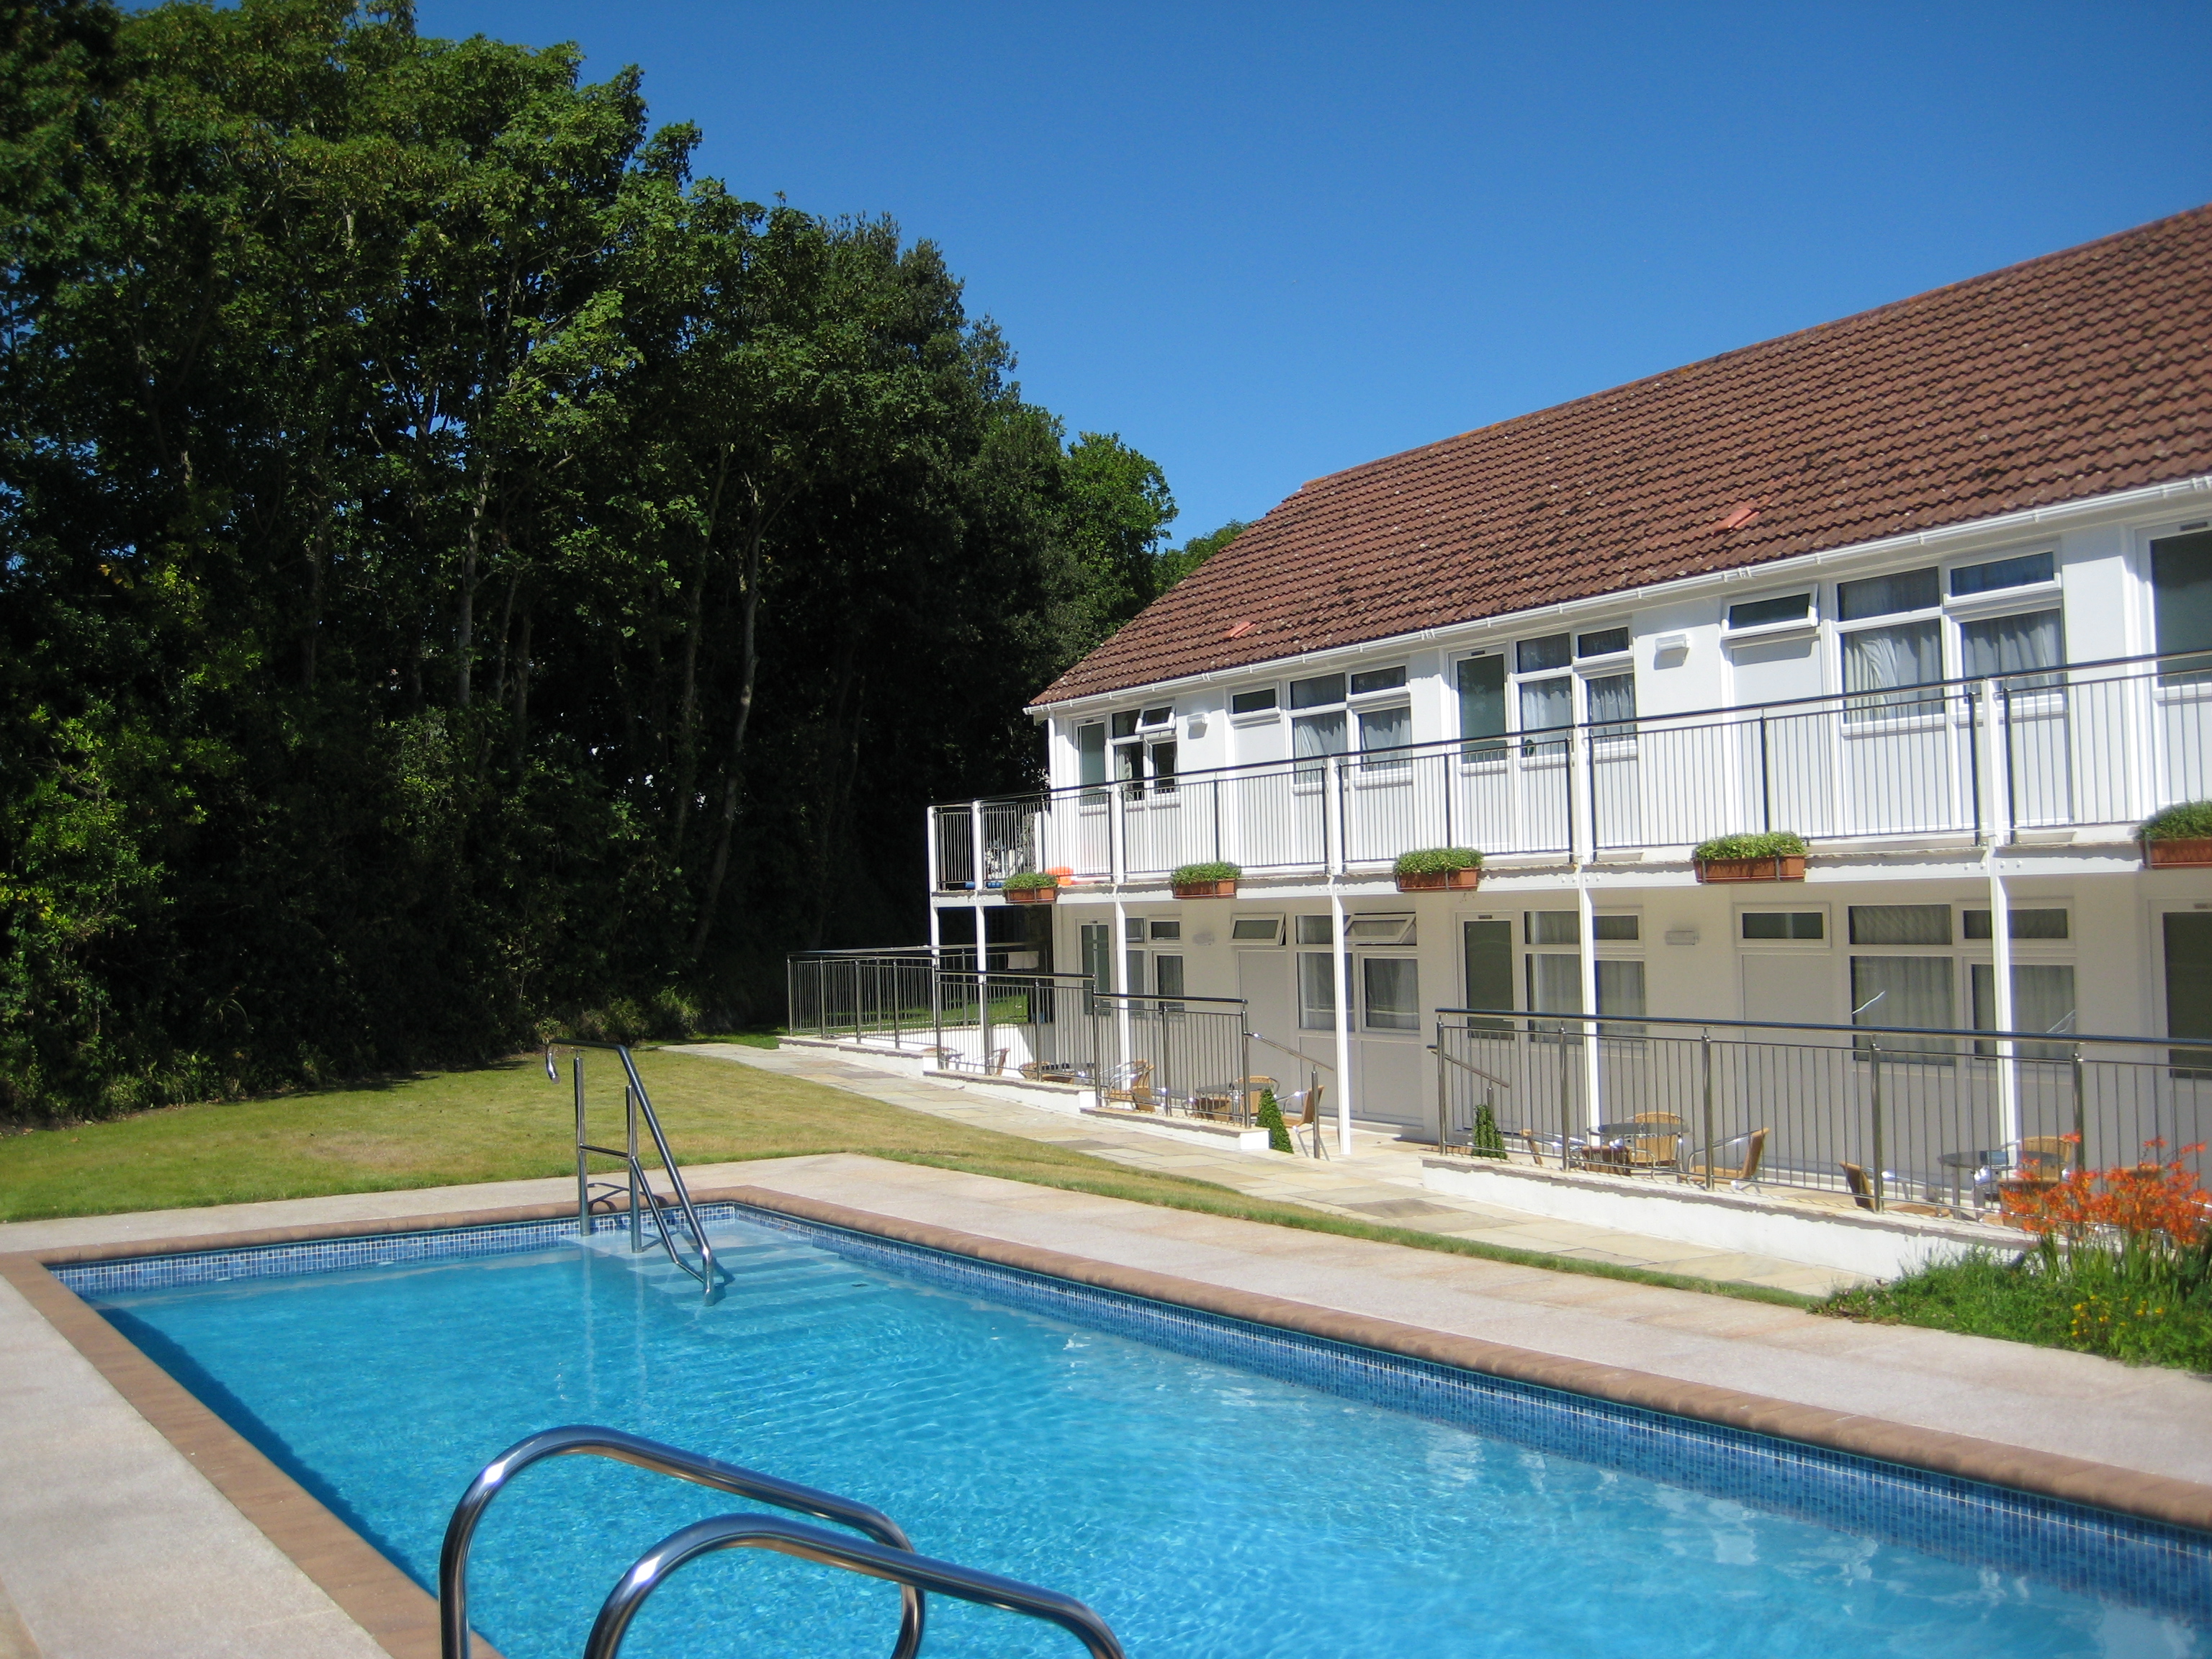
[2016,1136,2070,1178]
[1100,1060,1157,1112]
[1839,1162,1953,1218]
[1624,1112,1684,1175]
[1685,1127,1768,1190]
[1282,1085,1329,1158]
[1503,1127,1569,1166]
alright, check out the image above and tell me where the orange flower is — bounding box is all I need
[2000,1142,2209,1249]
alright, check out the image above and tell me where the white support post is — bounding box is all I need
[1112,895,1133,1079]
[1990,862,2021,1151]
[1331,887,1354,1156]
[1982,679,2022,1151]
[1576,876,1600,1138]
[971,798,988,895]
[1326,752,1348,876]
[925,804,938,895]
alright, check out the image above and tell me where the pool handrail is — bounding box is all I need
[439,1424,926,1659]
[583,1511,1125,1659]
[550,1041,721,1303]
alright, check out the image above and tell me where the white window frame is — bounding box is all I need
[1228,683,1282,724]
[1228,914,1286,947]
[1735,904,1832,949]
[1723,589,1820,642]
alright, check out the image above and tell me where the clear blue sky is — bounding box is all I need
[421,1,2212,544]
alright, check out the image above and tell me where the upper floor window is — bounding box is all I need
[1289,667,1410,769]
[1512,631,1637,752]
[1229,686,1278,716]
[1727,591,1813,632]
[2152,528,2212,676]
[1457,653,1506,757]
[1111,706,1176,793]
[1838,567,1942,717]
[1951,552,2054,597]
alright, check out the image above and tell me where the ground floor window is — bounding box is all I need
[1362,957,1420,1032]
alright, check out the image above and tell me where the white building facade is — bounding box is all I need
[917,208,2212,1152]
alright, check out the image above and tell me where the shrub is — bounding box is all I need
[1002,871,1058,891]
[1171,861,1241,885]
[1394,847,1483,876]
[1256,1087,1293,1153]
[1470,1098,1507,1159]
[1693,830,1808,861]
[2139,801,2212,840]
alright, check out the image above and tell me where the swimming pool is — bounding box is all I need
[69,1205,2211,1659]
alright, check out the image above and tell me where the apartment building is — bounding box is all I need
[925,206,2212,1134]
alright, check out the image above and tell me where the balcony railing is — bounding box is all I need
[932,649,2212,889]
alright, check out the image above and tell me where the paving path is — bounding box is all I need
[671,1040,1862,1296]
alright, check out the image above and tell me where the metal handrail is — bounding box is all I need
[948,644,2212,810]
[550,1043,721,1302]
[583,1511,1124,1659]
[1435,1007,2200,1051]
[439,1426,926,1659]
[1431,1043,1512,1091]
[1244,1029,1338,1074]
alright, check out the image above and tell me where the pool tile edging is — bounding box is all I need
[706,1185,2212,1538]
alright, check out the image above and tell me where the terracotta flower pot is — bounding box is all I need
[1395,867,1481,891]
[1695,854,1806,883]
[2143,837,2212,868]
[1172,879,1238,899]
[1004,885,1057,904]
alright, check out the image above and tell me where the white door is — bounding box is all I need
[1238,949,1310,1096]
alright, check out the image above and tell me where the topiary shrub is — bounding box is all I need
[1393,847,1483,875]
[1470,1098,1507,1159]
[1693,830,1808,860]
[2140,801,2212,840]
[1256,1087,1293,1153]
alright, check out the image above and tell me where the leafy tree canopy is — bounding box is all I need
[0,0,1170,1120]
[1155,518,1247,590]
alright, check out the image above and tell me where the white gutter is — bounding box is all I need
[1028,471,2212,719]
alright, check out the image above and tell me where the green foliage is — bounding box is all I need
[1154,518,1247,591]
[1470,1099,1507,1159]
[0,0,1169,1120]
[1693,830,1809,860]
[2139,801,2212,840]
[1256,1086,1292,1154]
[1001,871,1058,891]
[1393,846,1482,874]
[1170,861,1241,885]
[1822,1235,2212,1372]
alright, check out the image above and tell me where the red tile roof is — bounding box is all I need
[1033,205,2212,708]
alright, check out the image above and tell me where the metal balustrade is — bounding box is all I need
[930,650,2212,889]
[1433,1010,2211,1215]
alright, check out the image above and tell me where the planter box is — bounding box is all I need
[1004,885,1057,904]
[2144,838,2212,868]
[1695,854,1806,883]
[1172,879,1238,899]
[1395,867,1481,892]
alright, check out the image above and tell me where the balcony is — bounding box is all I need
[932,650,2212,891]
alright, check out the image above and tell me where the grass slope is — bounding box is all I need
[0,1047,1816,1310]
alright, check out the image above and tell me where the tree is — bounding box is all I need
[1155,518,1247,590]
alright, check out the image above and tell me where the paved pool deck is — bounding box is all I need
[1,1143,2209,1654]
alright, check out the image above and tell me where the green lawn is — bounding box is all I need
[0,1045,1817,1308]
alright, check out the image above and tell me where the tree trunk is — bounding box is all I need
[672,451,730,851]
[456,457,493,708]
[689,521,765,960]
[511,610,532,768]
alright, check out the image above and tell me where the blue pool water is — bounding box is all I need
[80,1213,2208,1659]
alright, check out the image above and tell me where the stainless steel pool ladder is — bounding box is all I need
[547,1043,721,1303]
[440,1425,1125,1659]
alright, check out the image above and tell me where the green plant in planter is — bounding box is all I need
[1470,1098,1507,1159]
[1002,871,1058,891]
[1393,847,1483,875]
[1171,861,1241,885]
[1256,1087,1293,1154]
[2139,801,2212,840]
[1693,830,1807,861]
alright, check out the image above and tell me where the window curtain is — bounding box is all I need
[1842,620,1942,714]
[1298,952,1336,1030]
[1851,956,1955,1054]
[1971,963,2076,1059]
[1960,609,2062,688]
[1362,958,1419,1031]
[1595,959,1647,1035]
[1848,904,1951,945]
[1357,705,1411,753]
[1292,710,1346,760]
[1527,953,1582,1014]
[1586,672,1637,739]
